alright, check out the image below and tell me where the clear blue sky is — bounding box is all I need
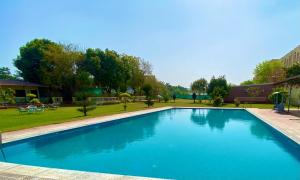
[1,0,300,87]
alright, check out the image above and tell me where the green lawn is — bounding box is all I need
[0,99,274,132]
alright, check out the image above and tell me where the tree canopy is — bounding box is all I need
[207,76,230,98]
[253,59,286,84]
[191,78,207,95]
[13,39,166,102]
[0,67,18,80]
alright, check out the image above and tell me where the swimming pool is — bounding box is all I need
[1,108,300,179]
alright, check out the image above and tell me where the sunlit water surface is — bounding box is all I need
[1,109,300,179]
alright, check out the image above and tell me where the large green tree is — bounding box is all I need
[191,78,207,95]
[253,59,286,84]
[81,48,103,86]
[14,39,61,83]
[0,67,17,80]
[207,76,230,99]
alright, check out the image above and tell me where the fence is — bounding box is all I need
[177,94,211,100]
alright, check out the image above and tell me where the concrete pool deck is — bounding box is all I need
[247,108,300,145]
[0,106,300,179]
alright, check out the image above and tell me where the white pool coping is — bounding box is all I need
[1,106,299,179]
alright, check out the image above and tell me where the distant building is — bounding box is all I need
[282,45,300,68]
[0,80,47,103]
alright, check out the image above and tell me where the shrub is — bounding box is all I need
[192,92,197,103]
[30,98,40,105]
[145,98,154,107]
[0,88,15,106]
[213,96,223,107]
[75,91,96,116]
[163,95,169,103]
[142,84,155,107]
[234,98,240,107]
[119,93,131,110]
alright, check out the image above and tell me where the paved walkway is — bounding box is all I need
[0,162,160,180]
[247,108,300,144]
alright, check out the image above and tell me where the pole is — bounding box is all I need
[288,85,292,113]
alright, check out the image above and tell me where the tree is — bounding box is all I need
[0,67,17,80]
[119,93,131,110]
[172,94,176,102]
[81,48,102,86]
[126,56,145,95]
[140,60,152,76]
[98,49,122,94]
[191,78,207,103]
[207,76,230,106]
[240,80,254,85]
[207,76,230,98]
[41,43,84,102]
[75,71,95,116]
[286,63,300,85]
[287,63,300,78]
[166,83,189,95]
[0,88,15,107]
[253,59,286,84]
[75,91,96,116]
[142,84,154,107]
[14,39,61,83]
[192,92,197,103]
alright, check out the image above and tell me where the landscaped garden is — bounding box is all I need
[0,99,275,132]
[1,38,300,134]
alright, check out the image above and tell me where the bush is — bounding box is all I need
[75,91,96,116]
[163,95,169,103]
[213,96,223,107]
[234,98,240,107]
[119,93,131,110]
[144,98,154,107]
[30,98,40,105]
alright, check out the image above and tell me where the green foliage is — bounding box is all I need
[207,76,230,99]
[286,64,300,85]
[191,78,207,95]
[162,94,169,103]
[213,96,223,107]
[26,93,37,98]
[240,80,254,85]
[0,67,18,80]
[192,92,197,103]
[12,39,167,101]
[246,87,262,97]
[119,93,131,110]
[26,93,40,104]
[268,87,287,103]
[30,98,40,105]
[75,91,96,116]
[253,59,286,83]
[166,83,189,96]
[14,39,61,83]
[0,88,16,105]
[286,63,300,77]
[142,84,154,107]
[234,98,240,107]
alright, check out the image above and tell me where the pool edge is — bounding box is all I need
[1,106,299,179]
[245,108,300,145]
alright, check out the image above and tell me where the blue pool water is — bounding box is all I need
[1,108,300,179]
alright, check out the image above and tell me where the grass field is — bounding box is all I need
[0,99,275,132]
